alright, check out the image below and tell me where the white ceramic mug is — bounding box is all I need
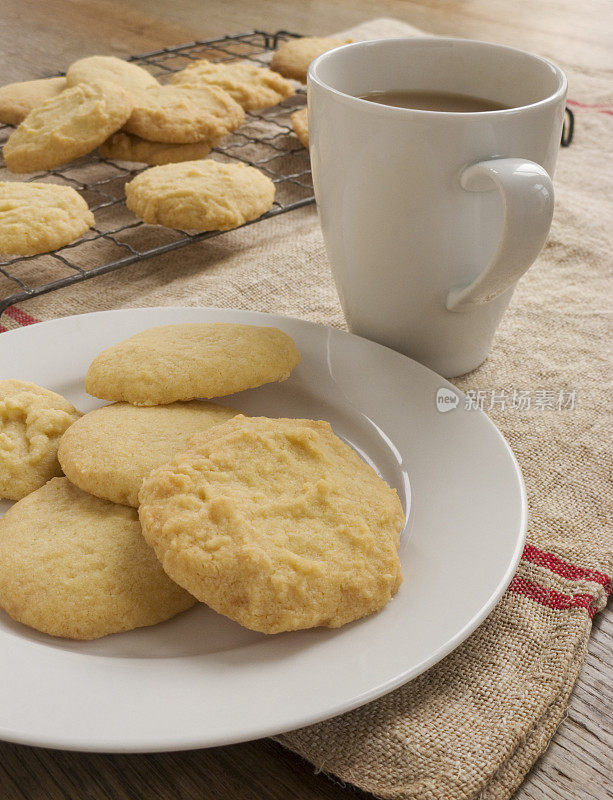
[308,38,567,377]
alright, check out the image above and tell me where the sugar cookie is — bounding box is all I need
[271,37,351,83]
[138,415,404,634]
[85,323,300,406]
[123,84,244,144]
[172,59,294,110]
[58,400,238,506]
[125,159,274,231]
[291,107,309,148]
[0,77,67,125]
[0,181,93,256]
[0,477,195,640]
[3,81,133,172]
[0,379,81,501]
[66,55,158,93]
[99,131,217,165]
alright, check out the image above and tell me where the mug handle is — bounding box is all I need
[446,158,554,312]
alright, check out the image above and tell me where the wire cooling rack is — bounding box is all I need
[0,30,313,320]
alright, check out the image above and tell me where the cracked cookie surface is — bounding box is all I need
[171,59,294,110]
[0,379,81,500]
[138,415,404,634]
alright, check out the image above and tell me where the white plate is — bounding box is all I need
[0,307,526,752]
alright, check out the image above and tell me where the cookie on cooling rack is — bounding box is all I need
[123,84,244,144]
[66,55,158,93]
[171,59,294,110]
[138,415,404,634]
[85,322,300,406]
[124,159,275,232]
[0,477,196,640]
[291,107,309,148]
[271,37,352,83]
[0,77,67,125]
[99,130,218,165]
[0,379,81,501]
[58,400,239,507]
[3,81,133,172]
[0,181,94,257]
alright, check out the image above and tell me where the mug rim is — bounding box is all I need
[308,36,567,116]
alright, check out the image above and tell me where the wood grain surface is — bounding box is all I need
[0,2,611,799]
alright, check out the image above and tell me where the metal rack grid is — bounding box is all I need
[0,30,314,320]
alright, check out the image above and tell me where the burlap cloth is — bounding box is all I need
[2,18,611,800]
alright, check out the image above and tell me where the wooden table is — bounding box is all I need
[0,2,610,799]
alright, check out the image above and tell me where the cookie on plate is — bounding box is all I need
[66,55,158,93]
[58,400,238,507]
[85,322,300,406]
[138,415,404,634]
[99,131,217,166]
[171,59,294,111]
[0,181,94,256]
[0,477,196,640]
[125,159,275,231]
[123,84,244,144]
[3,81,133,172]
[270,37,351,82]
[291,107,309,148]
[0,379,81,501]
[0,77,67,125]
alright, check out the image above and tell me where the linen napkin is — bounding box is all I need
[1,18,611,800]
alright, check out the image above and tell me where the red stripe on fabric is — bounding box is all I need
[0,323,7,333]
[566,99,613,116]
[509,576,600,618]
[3,306,40,326]
[567,99,612,110]
[522,544,611,593]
